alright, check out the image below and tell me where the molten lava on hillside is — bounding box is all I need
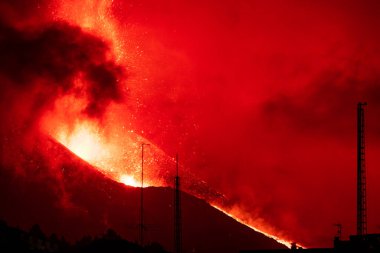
[1,0,380,249]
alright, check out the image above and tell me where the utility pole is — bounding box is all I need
[174,154,182,253]
[140,143,150,246]
[357,102,367,236]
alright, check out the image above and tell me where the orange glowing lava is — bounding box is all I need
[212,204,294,249]
[47,115,164,188]
[57,122,110,164]
[53,118,293,248]
[47,0,296,248]
[120,174,142,187]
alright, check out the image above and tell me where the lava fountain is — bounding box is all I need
[38,0,295,248]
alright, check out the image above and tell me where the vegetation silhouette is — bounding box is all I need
[0,220,168,253]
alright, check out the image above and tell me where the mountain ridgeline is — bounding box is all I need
[0,136,286,253]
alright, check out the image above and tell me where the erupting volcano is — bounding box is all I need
[2,0,380,252]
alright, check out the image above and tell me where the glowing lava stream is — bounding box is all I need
[212,205,295,249]
[52,120,293,249]
[57,122,109,165]
[54,120,157,188]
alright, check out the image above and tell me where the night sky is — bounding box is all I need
[1,0,380,248]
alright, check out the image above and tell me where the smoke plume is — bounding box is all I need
[0,18,124,139]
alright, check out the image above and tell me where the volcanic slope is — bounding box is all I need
[0,136,287,253]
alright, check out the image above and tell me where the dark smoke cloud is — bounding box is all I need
[263,71,380,138]
[0,19,124,134]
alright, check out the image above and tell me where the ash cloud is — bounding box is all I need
[262,71,380,138]
[0,18,125,144]
[0,20,124,118]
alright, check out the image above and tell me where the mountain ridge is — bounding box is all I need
[0,136,287,253]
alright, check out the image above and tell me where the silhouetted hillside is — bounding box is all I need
[0,136,287,253]
[0,220,167,253]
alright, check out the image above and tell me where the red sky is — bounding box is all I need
[109,1,380,246]
[1,0,380,248]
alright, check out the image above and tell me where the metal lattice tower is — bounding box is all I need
[174,154,182,253]
[357,102,367,236]
[140,143,150,246]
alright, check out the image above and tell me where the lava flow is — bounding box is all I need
[37,0,296,248]
[47,113,293,248]
[54,119,158,188]
[47,115,168,188]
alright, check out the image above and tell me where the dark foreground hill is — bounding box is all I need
[0,136,286,253]
[0,220,169,253]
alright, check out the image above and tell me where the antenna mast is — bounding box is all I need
[357,102,367,236]
[174,154,182,253]
[140,143,149,246]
